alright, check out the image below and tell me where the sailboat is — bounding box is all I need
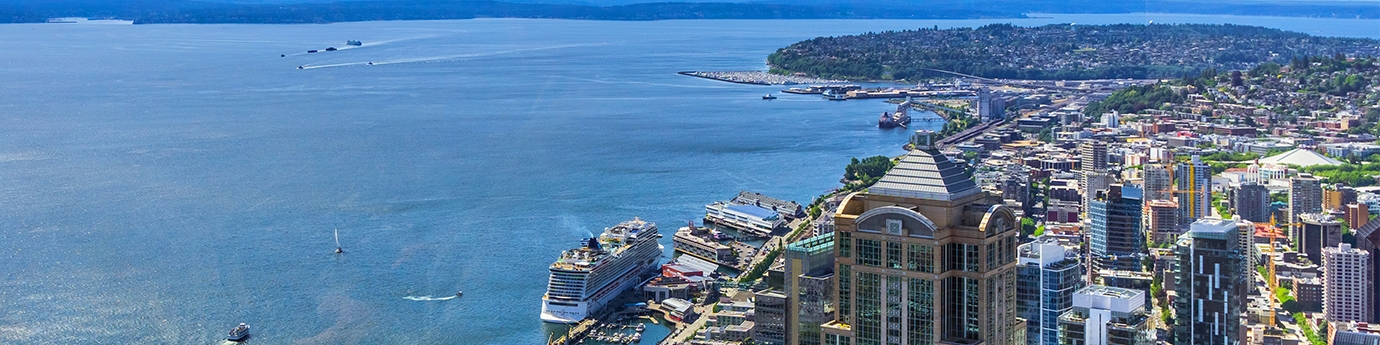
[334,229,343,254]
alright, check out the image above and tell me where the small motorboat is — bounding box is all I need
[226,323,250,341]
[307,50,318,53]
[635,324,645,332]
[325,47,337,51]
[367,62,375,66]
[297,66,304,70]
[762,94,777,100]
[280,54,285,57]
[456,291,463,297]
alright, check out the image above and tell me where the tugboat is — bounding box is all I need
[762,94,776,100]
[226,323,250,342]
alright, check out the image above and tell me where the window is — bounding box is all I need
[859,239,882,267]
[908,244,934,273]
[887,242,902,269]
[840,232,853,258]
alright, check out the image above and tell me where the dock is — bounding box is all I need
[677,71,844,85]
[549,319,599,345]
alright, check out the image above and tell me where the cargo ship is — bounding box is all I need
[540,218,661,324]
[878,100,912,128]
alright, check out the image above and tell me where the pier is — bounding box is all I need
[549,319,599,345]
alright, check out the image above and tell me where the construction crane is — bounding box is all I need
[1168,159,1212,218]
[1145,161,1209,220]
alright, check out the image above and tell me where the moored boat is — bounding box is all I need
[541,218,661,323]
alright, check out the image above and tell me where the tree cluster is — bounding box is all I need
[768,24,1380,81]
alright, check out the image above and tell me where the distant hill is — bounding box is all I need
[1,0,1378,24]
[767,23,1380,81]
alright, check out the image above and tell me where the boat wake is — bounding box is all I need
[403,295,457,301]
[298,42,618,70]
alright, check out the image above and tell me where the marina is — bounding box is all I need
[676,71,844,85]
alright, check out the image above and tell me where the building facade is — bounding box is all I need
[822,132,1025,345]
[1234,182,1270,223]
[1018,239,1085,345]
[1323,243,1373,323]
[1143,165,1172,201]
[1172,219,1246,345]
[1056,286,1152,345]
[1355,220,1380,323]
[753,289,789,344]
[1299,213,1343,265]
[785,233,837,345]
[1088,185,1145,272]
[1146,200,1180,244]
[1290,174,1323,235]
[1175,156,1212,224]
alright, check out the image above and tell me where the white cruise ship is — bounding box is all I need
[541,218,662,323]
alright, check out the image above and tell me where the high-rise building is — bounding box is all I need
[1175,156,1212,223]
[1346,203,1370,230]
[1142,165,1172,201]
[754,289,788,344]
[784,233,836,345]
[1083,172,1114,218]
[1291,174,1323,235]
[1323,243,1373,323]
[1333,322,1380,345]
[1355,220,1380,323]
[1172,219,1246,345]
[1056,285,1152,345]
[1102,111,1120,129]
[822,131,1024,345]
[1323,186,1358,212]
[977,88,1006,122]
[1081,141,1109,175]
[1018,239,1085,345]
[1299,213,1343,265]
[1234,182,1270,223]
[1089,185,1145,272]
[1147,200,1181,244]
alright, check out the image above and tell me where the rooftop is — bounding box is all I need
[1073,285,1146,313]
[1257,148,1342,167]
[723,203,779,220]
[871,131,980,201]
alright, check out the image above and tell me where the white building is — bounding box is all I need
[1323,243,1373,322]
[1058,285,1152,345]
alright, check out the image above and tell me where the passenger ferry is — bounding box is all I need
[541,218,661,323]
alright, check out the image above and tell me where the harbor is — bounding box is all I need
[676,71,844,85]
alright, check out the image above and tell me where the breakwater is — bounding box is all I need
[677,71,844,85]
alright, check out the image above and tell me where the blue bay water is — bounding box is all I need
[0,14,1374,344]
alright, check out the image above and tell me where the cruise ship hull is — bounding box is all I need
[539,260,652,324]
[539,300,585,324]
